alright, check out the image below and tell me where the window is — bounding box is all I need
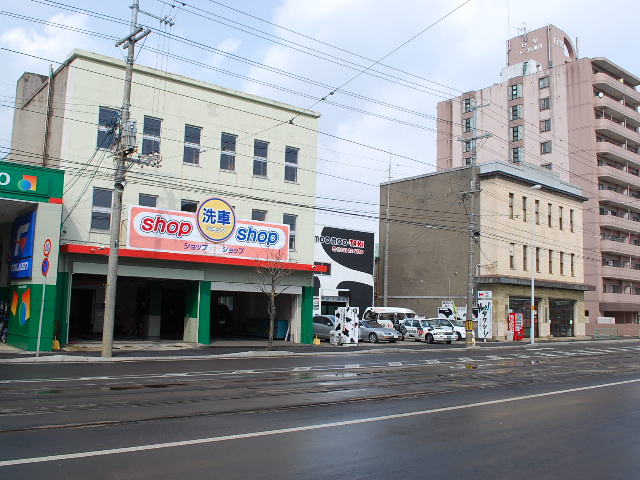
[548,203,553,227]
[539,76,549,89]
[97,107,118,148]
[91,187,113,231]
[463,117,473,132]
[541,141,552,154]
[463,140,472,152]
[570,209,575,232]
[220,133,237,171]
[510,243,515,269]
[542,163,552,170]
[559,206,564,230]
[536,247,541,273]
[314,262,331,275]
[509,193,514,219]
[251,209,267,221]
[510,83,523,100]
[511,146,524,163]
[139,194,157,207]
[523,245,528,271]
[510,104,523,120]
[142,116,162,155]
[540,97,550,110]
[283,214,297,250]
[535,200,540,224]
[511,126,523,141]
[183,125,201,165]
[540,119,551,132]
[549,249,553,274]
[570,253,575,276]
[181,199,198,213]
[285,147,299,183]
[522,196,527,223]
[253,140,268,177]
[465,157,472,165]
[560,252,565,275]
[464,98,473,113]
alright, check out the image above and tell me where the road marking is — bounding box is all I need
[345,364,360,369]
[388,362,403,366]
[4,377,638,467]
[293,367,311,371]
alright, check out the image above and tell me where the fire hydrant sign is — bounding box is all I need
[128,205,289,261]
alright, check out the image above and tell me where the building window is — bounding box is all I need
[314,262,331,275]
[560,252,565,275]
[220,133,237,171]
[511,126,523,141]
[559,206,564,230]
[253,140,268,177]
[142,116,162,155]
[539,76,549,89]
[540,97,550,110]
[464,98,473,113]
[509,193,514,219]
[463,117,473,132]
[285,147,299,183]
[523,245,528,271]
[522,196,527,223]
[535,199,540,224]
[511,147,524,163]
[283,214,297,250]
[548,203,553,227]
[510,83,523,100]
[541,141,552,154]
[251,209,267,221]
[181,200,198,213]
[465,157,472,165]
[510,104,523,120]
[139,194,157,207]
[540,119,551,132]
[542,163,552,170]
[570,209,575,232]
[549,249,553,274]
[510,243,515,269]
[570,253,575,276]
[91,187,113,231]
[183,125,201,165]
[536,247,541,273]
[97,107,118,149]
[463,140,472,152]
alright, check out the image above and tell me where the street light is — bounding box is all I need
[530,184,542,345]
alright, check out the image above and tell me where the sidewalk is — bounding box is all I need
[1,336,638,363]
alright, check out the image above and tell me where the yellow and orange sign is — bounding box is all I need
[196,198,236,243]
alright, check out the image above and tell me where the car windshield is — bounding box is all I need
[452,320,465,327]
[423,320,439,327]
[367,321,384,328]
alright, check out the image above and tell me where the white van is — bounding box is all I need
[362,307,417,329]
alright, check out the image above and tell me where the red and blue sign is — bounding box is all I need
[9,211,36,279]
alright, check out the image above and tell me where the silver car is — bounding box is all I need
[358,320,400,343]
[313,315,337,340]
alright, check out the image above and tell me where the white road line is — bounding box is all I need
[293,367,311,371]
[388,362,403,366]
[2,377,639,467]
[345,364,360,369]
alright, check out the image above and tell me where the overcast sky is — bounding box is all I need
[1,0,638,235]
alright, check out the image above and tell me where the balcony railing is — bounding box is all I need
[594,95,640,127]
[593,72,640,106]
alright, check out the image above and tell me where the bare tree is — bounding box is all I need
[250,248,295,351]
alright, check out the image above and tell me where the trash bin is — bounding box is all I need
[329,330,342,345]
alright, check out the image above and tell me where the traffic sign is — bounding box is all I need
[43,239,52,257]
[41,258,50,276]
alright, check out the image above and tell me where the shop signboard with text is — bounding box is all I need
[128,205,289,261]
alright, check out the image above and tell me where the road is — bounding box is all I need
[1,341,640,479]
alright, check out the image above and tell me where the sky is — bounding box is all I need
[1,0,638,236]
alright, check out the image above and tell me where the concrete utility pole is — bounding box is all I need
[459,101,491,347]
[102,0,160,358]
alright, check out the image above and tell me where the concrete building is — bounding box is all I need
[437,25,640,328]
[379,161,588,339]
[6,49,320,350]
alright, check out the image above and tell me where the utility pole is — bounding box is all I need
[459,101,491,347]
[102,0,161,357]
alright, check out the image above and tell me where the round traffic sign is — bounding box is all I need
[41,258,50,276]
[43,239,52,257]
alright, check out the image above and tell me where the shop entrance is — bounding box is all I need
[68,288,95,338]
[550,299,574,337]
[160,288,186,340]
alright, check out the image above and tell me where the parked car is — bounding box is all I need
[358,320,400,343]
[435,318,467,340]
[401,318,455,344]
[313,315,337,340]
[362,307,417,329]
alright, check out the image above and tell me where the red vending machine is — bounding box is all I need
[508,313,525,341]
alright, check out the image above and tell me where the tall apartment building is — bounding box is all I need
[5,49,320,350]
[437,25,640,325]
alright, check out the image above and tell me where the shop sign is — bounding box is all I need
[196,197,236,243]
[9,211,36,279]
[128,206,289,261]
[0,166,50,198]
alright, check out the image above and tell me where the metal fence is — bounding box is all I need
[593,327,619,339]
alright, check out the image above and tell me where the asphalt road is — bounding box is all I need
[1,341,640,479]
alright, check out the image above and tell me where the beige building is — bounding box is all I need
[379,161,588,340]
[9,49,320,348]
[437,25,640,327]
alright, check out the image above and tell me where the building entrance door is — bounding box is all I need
[550,299,574,337]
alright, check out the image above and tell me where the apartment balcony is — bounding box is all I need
[600,292,640,310]
[594,118,640,147]
[596,142,640,170]
[598,164,640,188]
[593,72,640,107]
[601,265,640,282]
[600,238,640,257]
[593,95,640,128]
[598,188,640,209]
[599,212,640,233]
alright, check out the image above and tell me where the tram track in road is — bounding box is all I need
[2,348,640,435]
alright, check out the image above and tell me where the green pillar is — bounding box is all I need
[7,283,56,351]
[300,286,314,344]
[198,281,211,345]
[55,272,71,345]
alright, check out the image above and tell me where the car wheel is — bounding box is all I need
[426,334,434,344]
[456,332,462,341]
[446,341,452,344]
[369,332,379,343]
